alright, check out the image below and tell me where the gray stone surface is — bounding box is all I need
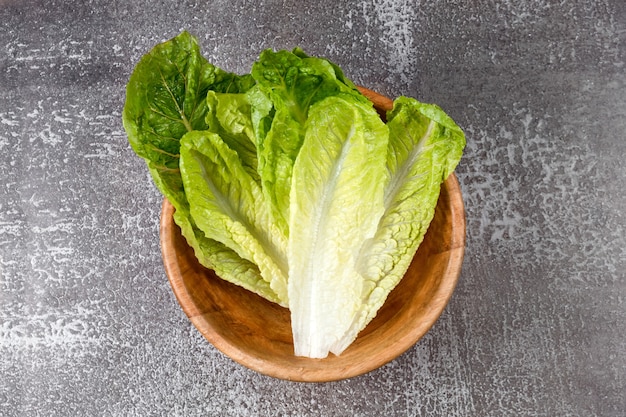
[1,0,625,415]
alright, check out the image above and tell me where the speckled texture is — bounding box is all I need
[1,0,625,416]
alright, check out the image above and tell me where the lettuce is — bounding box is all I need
[287,96,389,357]
[123,32,465,357]
[122,31,282,305]
[250,47,368,236]
[332,98,466,354]
[179,130,289,304]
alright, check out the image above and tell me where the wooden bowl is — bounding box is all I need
[160,88,466,382]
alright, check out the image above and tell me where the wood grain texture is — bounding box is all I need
[159,89,466,382]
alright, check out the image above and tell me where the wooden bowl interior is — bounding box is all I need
[160,88,465,382]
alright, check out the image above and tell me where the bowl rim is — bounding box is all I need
[159,88,466,382]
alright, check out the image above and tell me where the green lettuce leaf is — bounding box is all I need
[205,91,259,183]
[173,209,282,305]
[287,96,389,358]
[250,48,368,236]
[179,130,289,305]
[122,31,282,305]
[122,31,254,208]
[330,97,466,355]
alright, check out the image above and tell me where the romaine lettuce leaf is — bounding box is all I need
[287,96,389,358]
[179,130,289,305]
[250,48,368,236]
[122,32,283,305]
[122,31,254,209]
[173,209,282,305]
[330,97,466,355]
[205,91,260,183]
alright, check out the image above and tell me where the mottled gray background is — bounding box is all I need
[1,0,625,416]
